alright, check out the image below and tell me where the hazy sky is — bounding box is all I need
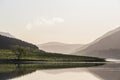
[0,0,120,44]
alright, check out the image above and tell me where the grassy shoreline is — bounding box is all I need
[0,50,105,63]
[0,49,105,62]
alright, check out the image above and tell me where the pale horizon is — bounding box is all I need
[0,0,120,44]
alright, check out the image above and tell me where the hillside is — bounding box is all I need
[0,35,38,49]
[38,42,83,54]
[0,32,105,63]
[74,27,120,59]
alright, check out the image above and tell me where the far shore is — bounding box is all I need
[0,59,106,64]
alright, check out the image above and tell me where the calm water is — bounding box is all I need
[0,61,120,80]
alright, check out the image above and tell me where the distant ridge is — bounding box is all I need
[0,32,15,38]
[38,42,83,54]
[74,26,120,59]
[0,35,38,49]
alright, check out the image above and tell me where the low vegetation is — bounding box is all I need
[0,47,105,62]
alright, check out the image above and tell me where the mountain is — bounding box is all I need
[0,32,15,38]
[74,27,120,59]
[38,42,83,54]
[0,35,38,49]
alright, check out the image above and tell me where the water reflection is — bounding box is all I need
[12,69,102,80]
[0,62,104,80]
[89,62,120,80]
[38,62,120,80]
[10,62,120,80]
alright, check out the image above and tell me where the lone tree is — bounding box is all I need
[12,45,30,60]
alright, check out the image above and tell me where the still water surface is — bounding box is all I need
[0,60,119,80]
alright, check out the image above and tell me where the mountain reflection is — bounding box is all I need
[0,62,104,80]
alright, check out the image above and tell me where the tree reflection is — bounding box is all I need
[0,62,105,80]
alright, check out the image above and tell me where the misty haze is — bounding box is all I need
[0,0,120,80]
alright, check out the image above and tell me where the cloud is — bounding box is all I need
[25,23,32,30]
[35,17,64,26]
[25,17,64,30]
[53,17,64,23]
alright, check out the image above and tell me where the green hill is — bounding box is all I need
[0,35,38,49]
